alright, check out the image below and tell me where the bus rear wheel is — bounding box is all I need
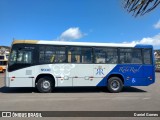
[107,77,123,93]
[36,77,54,93]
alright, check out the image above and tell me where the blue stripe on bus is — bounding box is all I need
[96,64,155,87]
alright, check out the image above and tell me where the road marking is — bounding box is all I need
[143,97,150,100]
[112,97,140,100]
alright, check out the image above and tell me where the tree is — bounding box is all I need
[123,0,160,17]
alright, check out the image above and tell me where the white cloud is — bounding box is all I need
[123,33,160,48]
[154,20,160,29]
[58,27,84,41]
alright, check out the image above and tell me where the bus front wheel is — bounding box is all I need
[107,77,123,93]
[36,77,54,93]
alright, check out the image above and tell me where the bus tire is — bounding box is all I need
[36,77,54,93]
[107,77,123,93]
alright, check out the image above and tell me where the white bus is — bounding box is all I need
[5,40,155,93]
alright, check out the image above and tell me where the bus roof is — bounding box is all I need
[12,40,153,48]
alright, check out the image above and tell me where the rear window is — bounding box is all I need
[0,56,4,59]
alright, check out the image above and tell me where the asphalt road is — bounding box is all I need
[0,73,160,120]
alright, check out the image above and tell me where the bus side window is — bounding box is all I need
[39,45,66,64]
[50,55,55,63]
[106,48,118,64]
[94,48,105,64]
[81,48,92,63]
[68,47,81,63]
[119,48,132,64]
[131,49,142,64]
[143,49,152,64]
[71,55,79,63]
[120,48,142,64]
[94,48,118,64]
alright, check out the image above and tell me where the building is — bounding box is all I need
[0,46,10,72]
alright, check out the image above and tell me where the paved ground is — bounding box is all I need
[0,72,160,120]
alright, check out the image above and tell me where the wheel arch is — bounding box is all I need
[107,73,125,84]
[35,74,55,87]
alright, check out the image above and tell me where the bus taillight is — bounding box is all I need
[11,76,15,81]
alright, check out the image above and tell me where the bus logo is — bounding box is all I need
[96,66,104,75]
[41,68,51,72]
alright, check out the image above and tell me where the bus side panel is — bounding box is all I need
[34,64,117,87]
[72,64,117,86]
[123,65,155,86]
[142,65,155,85]
[72,64,93,86]
[96,64,155,87]
[8,67,35,87]
[9,78,34,87]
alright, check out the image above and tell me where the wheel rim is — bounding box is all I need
[42,80,50,89]
[110,80,120,91]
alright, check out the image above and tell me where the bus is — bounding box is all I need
[5,40,155,93]
[0,54,9,73]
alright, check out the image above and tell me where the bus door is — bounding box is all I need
[8,44,36,87]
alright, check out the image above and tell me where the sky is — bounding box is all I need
[0,0,160,49]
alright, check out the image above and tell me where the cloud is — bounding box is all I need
[123,33,160,48]
[58,27,84,41]
[154,20,160,29]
